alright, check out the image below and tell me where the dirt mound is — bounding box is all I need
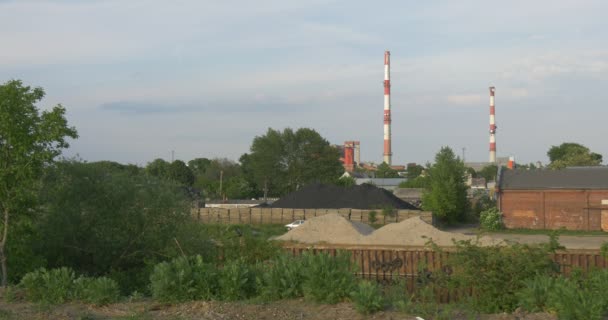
[275,214,501,247]
[275,213,374,244]
[271,183,419,209]
[362,216,499,247]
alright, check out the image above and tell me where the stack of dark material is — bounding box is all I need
[270,183,419,209]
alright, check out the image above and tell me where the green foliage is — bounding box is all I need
[219,258,258,301]
[36,160,192,293]
[479,207,503,230]
[258,254,305,300]
[149,255,218,303]
[406,163,424,180]
[300,251,356,304]
[350,281,384,314]
[445,240,559,313]
[0,80,78,286]
[516,274,556,312]
[368,210,378,224]
[240,128,343,197]
[167,160,195,186]
[547,142,603,169]
[335,176,356,187]
[376,162,399,178]
[601,241,608,258]
[73,276,120,305]
[422,147,469,224]
[398,175,428,188]
[145,158,170,178]
[545,271,608,320]
[19,267,119,305]
[19,267,76,304]
[478,164,498,182]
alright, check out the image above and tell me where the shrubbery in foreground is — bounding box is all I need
[19,267,119,305]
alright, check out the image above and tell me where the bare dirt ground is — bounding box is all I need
[0,299,557,320]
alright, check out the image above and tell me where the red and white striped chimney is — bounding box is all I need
[489,86,497,163]
[383,50,392,165]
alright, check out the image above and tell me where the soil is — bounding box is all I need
[0,299,557,320]
[270,183,419,210]
[275,214,501,247]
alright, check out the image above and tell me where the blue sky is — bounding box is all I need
[2,0,607,166]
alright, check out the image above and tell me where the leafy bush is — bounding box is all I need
[73,277,120,305]
[516,274,556,312]
[219,258,258,301]
[300,251,356,304]
[445,240,559,313]
[19,267,76,304]
[258,254,305,300]
[479,207,503,230]
[542,270,608,320]
[350,281,384,314]
[150,255,218,303]
[368,211,378,224]
[19,267,119,305]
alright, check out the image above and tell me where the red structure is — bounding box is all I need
[343,141,355,172]
[383,50,392,165]
[489,86,497,163]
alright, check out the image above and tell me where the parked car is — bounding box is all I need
[285,220,305,230]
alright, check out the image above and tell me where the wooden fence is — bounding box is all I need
[193,207,432,225]
[283,244,608,302]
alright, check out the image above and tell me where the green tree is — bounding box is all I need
[241,128,343,197]
[36,160,191,291]
[478,164,498,182]
[547,142,603,169]
[146,158,170,178]
[421,147,469,224]
[187,157,211,176]
[407,163,425,180]
[168,160,195,186]
[376,162,400,178]
[0,80,78,286]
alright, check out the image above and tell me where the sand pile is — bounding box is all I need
[270,183,419,209]
[276,214,501,247]
[361,216,499,247]
[275,213,374,244]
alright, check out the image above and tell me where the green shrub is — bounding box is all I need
[479,207,503,230]
[258,254,305,300]
[350,281,384,314]
[74,277,120,305]
[548,270,608,320]
[445,240,558,313]
[219,258,257,301]
[301,251,356,304]
[150,255,218,303]
[368,211,377,224]
[19,267,76,304]
[516,274,556,312]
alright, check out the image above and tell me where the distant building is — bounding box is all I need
[497,167,608,231]
[355,178,406,191]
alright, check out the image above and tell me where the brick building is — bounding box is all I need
[498,167,608,231]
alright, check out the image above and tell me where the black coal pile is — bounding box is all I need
[270,183,419,210]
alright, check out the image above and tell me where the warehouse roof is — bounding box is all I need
[499,167,608,190]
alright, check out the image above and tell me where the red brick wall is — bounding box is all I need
[500,190,608,231]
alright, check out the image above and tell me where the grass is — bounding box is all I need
[200,224,288,239]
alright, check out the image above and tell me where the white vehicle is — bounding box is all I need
[285,220,305,230]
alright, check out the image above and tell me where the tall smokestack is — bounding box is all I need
[489,86,497,163]
[383,50,392,165]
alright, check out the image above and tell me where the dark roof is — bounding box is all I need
[499,167,608,190]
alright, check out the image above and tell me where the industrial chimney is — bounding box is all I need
[489,86,496,163]
[383,51,392,165]
[353,141,360,167]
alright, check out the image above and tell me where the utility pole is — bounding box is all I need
[219,170,223,201]
[462,147,466,162]
[171,150,174,162]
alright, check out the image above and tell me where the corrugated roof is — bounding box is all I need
[499,167,608,190]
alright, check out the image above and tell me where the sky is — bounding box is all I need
[1,0,607,167]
